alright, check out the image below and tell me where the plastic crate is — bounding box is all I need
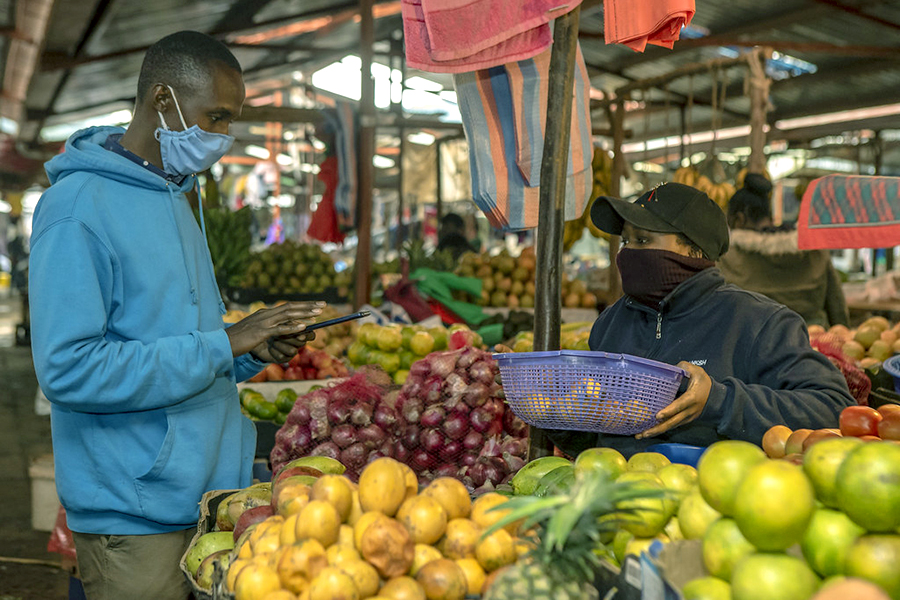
[881,355,900,394]
[646,443,706,468]
[494,350,686,435]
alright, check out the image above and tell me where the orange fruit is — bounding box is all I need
[326,544,361,567]
[359,458,408,517]
[474,528,516,572]
[681,576,731,600]
[803,437,863,508]
[397,495,448,545]
[470,493,512,532]
[702,518,755,581]
[844,535,900,599]
[422,478,471,520]
[308,566,360,600]
[657,463,698,499]
[734,461,815,551]
[354,511,389,551]
[415,558,467,600]
[276,539,327,594]
[235,563,282,600]
[678,488,721,540]
[762,425,792,458]
[438,519,482,560]
[410,544,443,576]
[801,509,865,578]
[360,516,416,579]
[310,475,354,522]
[731,553,819,600]
[697,441,766,516]
[398,463,419,501]
[338,559,381,598]
[454,558,486,596]
[574,447,627,481]
[260,591,297,600]
[615,472,672,538]
[295,500,342,548]
[835,442,900,532]
[379,576,426,600]
[626,452,671,473]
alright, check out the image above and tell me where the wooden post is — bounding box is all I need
[354,0,375,309]
[529,6,581,460]
[747,49,771,174]
[435,139,443,238]
[608,98,626,303]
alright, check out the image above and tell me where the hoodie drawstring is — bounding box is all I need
[165,182,199,305]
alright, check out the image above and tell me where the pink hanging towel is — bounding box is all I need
[401,0,580,74]
[604,0,695,52]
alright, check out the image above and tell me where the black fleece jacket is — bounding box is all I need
[549,268,855,457]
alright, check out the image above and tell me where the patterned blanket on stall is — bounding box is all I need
[798,175,900,250]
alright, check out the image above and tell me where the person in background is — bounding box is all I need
[544,182,855,458]
[437,212,478,259]
[29,31,321,600]
[717,173,849,328]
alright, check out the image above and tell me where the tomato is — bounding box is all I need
[877,404,900,418]
[877,412,900,441]
[839,406,882,437]
[802,429,842,452]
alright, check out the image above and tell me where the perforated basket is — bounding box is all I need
[494,350,687,435]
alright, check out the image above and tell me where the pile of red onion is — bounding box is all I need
[269,348,528,490]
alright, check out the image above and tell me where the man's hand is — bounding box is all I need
[636,361,712,439]
[225,302,323,362]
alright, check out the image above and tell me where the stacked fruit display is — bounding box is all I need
[456,247,597,309]
[185,456,536,600]
[811,316,900,368]
[239,240,352,296]
[505,328,591,352]
[247,346,351,384]
[240,387,308,425]
[346,323,480,385]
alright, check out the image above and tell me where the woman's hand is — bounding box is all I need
[636,361,711,439]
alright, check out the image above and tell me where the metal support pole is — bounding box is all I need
[435,139,443,239]
[529,6,581,460]
[354,0,375,309]
[608,99,626,302]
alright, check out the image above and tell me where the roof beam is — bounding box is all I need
[210,0,279,34]
[666,38,900,58]
[811,0,900,33]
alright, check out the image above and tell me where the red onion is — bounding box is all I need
[469,460,488,487]
[457,347,479,369]
[445,373,467,399]
[500,436,527,458]
[341,442,368,469]
[399,395,424,424]
[378,439,395,459]
[382,389,400,410]
[471,456,507,487]
[310,441,340,461]
[504,410,528,437]
[424,376,443,404]
[421,428,444,454]
[503,452,525,472]
[448,396,470,415]
[486,417,504,437]
[480,436,502,458]
[420,406,446,428]
[489,382,503,397]
[463,430,483,451]
[463,382,489,408]
[434,464,461,478]
[393,441,411,463]
[482,398,505,418]
[440,440,462,462]
[286,402,310,425]
[374,404,400,433]
[308,395,330,439]
[409,360,431,380]
[460,451,478,467]
[470,407,493,433]
[411,449,434,471]
[329,385,353,407]
[290,424,312,451]
[427,352,458,378]
[349,401,374,427]
[366,449,388,464]
[403,377,424,399]
[331,424,357,449]
[358,424,387,449]
[401,425,420,450]
[468,361,495,385]
[443,414,468,440]
[327,400,351,425]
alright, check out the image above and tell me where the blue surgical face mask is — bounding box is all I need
[155,85,234,177]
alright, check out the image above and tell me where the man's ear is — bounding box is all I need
[148,84,172,114]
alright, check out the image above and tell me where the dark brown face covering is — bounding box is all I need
[616,248,714,308]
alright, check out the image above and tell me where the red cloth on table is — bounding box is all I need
[604,0,695,52]
[307,155,345,244]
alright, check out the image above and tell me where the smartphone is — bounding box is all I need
[302,310,371,332]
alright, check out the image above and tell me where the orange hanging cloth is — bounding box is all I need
[604,0,695,52]
[307,155,344,244]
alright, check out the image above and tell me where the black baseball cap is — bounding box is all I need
[591,182,730,260]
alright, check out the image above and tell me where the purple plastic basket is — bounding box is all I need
[493,350,687,435]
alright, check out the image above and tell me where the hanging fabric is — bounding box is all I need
[453,44,594,231]
[798,175,900,250]
[604,0,695,52]
[401,0,582,74]
[321,101,357,229]
[307,155,345,244]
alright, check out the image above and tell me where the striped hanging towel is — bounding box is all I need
[798,174,900,250]
[453,43,593,231]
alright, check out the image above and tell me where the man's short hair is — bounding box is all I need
[136,31,242,102]
[441,213,465,231]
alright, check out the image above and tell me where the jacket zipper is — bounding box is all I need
[656,312,663,340]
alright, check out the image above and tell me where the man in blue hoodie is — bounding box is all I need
[29,31,320,599]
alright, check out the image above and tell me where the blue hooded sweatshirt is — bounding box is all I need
[29,126,265,535]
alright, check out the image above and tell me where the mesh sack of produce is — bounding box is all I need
[811,333,871,405]
[270,366,399,480]
[392,346,528,491]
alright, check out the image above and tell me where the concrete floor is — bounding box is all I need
[0,295,71,599]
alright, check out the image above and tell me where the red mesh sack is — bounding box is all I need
[811,333,871,405]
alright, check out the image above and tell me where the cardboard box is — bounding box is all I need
[29,454,61,532]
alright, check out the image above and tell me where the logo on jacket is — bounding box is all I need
[690,359,708,366]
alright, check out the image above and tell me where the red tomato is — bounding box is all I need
[859,435,882,442]
[877,404,900,418]
[264,363,285,381]
[877,412,900,441]
[840,406,883,437]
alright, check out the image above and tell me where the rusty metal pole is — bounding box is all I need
[608,99,626,302]
[529,6,581,460]
[354,0,375,309]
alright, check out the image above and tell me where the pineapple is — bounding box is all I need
[482,471,662,600]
